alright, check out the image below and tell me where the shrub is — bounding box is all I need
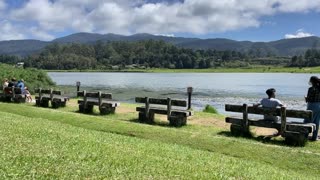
[0,63,55,93]
[203,104,218,114]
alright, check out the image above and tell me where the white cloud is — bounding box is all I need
[2,0,320,40]
[0,21,26,41]
[154,34,175,37]
[0,0,6,10]
[29,27,55,41]
[285,29,314,39]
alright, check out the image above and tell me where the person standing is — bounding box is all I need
[305,76,320,141]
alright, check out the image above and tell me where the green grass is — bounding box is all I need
[46,66,320,73]
[0,102,320,179]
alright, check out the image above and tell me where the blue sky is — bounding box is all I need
[0,0,319,42]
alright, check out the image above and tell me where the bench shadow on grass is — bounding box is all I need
[217,131,289,147]
[128,118,176,128]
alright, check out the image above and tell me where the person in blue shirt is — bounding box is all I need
[15,79,25,93]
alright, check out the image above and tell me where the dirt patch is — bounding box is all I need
[188,116,229,129]
[116,106,136,114]
[65,99,278,135]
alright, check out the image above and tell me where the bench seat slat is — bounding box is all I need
[135,97,187,107]
[225,104,312,119]
[78,99,120,107]
[77,91,112,99]
[35,94,68,101]
[136,106,193,117]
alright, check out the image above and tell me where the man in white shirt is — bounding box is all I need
[254,88,284,122]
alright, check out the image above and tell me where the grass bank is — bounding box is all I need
[46,66,320,73]
[0,101,320,179]
[0,63,55,91]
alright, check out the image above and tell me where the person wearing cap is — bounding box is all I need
[305,76,320,141]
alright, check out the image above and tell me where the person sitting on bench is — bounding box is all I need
[254,88,285,122]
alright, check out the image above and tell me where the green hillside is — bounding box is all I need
[0,102,319,179]
[0,63,55,91]
[0,33,320,56]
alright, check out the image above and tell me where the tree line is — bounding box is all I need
[1,40,318,70]
[1,40,252,70]
[289,49,320,67]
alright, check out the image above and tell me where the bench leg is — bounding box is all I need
[99,106,115,115]
[138,112,155,124]
[230,124,251,137]
[84,105,94,114]
[60,101,66,107]
[40,100,49,107]
[51,101,61,109]
[36,99,40,106]
[284,131,308,146]
[169,116,187,127]
[79,104,84,113]
[79,104,94,114]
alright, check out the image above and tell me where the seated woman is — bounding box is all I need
[24,87,32,103]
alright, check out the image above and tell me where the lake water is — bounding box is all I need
[48,72,320,113]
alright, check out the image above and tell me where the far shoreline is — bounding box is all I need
[45,66,320,73]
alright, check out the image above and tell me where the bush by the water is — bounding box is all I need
[203,104,218,114]
[0,63,55,92]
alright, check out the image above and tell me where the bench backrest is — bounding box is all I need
[225,104,312,120]
[226,104,312,134]
[77,91,112,99]
[135,97,187,107]
[35,88,62,95]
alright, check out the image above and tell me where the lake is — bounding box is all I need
[48,72,320,113]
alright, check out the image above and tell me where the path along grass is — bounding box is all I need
[0,101,320,179]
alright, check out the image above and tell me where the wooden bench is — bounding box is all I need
[225,104,316,146]
[0,87,26,103]
[35,88,69,108]
[77,91,120,114]
[135,97,193,127]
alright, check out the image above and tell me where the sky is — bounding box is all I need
[0,0,319,42]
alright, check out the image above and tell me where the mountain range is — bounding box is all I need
[1,32,320,56]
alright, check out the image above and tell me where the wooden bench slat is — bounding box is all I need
[101,93,112,99]
[135,97,187,107]
[85,92,100,98]
[136,106,192,117]
[77,91,84,97]
[225,104,312,119]
[77,92,112,98]
[78,99,119,107]
[52,90,62,95]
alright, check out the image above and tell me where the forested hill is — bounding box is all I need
[0,32,320,56]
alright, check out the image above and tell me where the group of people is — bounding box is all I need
[255,76,320,141]
[2,78,32,102]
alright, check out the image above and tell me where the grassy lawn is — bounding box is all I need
[0,101,320,179]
